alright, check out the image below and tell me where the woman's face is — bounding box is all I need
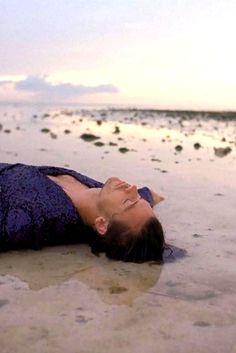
[98,177,155,232]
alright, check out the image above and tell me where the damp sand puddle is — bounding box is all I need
[0,245,163,305]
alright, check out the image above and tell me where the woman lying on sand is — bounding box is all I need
[0,163,165,263]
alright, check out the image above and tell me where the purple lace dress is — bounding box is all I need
[0,163,154,251]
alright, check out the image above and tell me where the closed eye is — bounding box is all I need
[123,198,133,206]
[122,196,142,210]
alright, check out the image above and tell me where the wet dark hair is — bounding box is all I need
[87,216,165,263]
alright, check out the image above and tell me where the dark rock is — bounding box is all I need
[41,128,50,133]
[64,129,71,134]
[0,124,2,131]
[192,233,204,238]
[109,142,118,146]
[4,129,11,133]
[194,142,201,149]
[119,147,129,153]
[96,120,102,125]
[175,145,183,152]
[151,158,162,162]
[113,126,120,134]
[94,141,105,147]
[214,147,231,157]
[80,133,100,142]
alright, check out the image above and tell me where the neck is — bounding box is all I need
[74,188,101,227]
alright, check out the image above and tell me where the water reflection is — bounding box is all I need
[0,244,163,305]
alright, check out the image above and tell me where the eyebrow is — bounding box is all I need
[112,197,143,218]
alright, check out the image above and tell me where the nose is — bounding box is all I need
[125,184,138,195]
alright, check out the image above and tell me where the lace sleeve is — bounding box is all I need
[138,187,154,207]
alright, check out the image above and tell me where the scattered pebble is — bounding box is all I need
[41,128,50,133]
[64,129,71,134]
[175,145,183,152]
[80,133,100,142]
[214,147,231,157]
[192,234,204,238]
[96,120,102,125]
[0,124,3,131]
[113,126,120,134]
[151,158,162,162]
[119,147,129,153]
[194,142,201,149]
[94,141,105,147]
[109,142,118,146]
[4,129,11,133]
[50,132,57,139]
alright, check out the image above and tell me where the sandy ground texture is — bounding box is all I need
[0,104,236,353]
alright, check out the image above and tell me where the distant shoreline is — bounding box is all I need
[0,101,236,120]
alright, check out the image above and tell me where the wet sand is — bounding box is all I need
[0,104,236,353]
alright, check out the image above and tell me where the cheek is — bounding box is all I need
[102,192,125,210]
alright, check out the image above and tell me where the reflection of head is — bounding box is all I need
[89,216,165,263]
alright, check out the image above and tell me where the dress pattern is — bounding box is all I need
[0,163,154,251]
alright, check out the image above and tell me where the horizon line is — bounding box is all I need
[0,100,236,114]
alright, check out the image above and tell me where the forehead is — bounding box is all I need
[114,199,155,232]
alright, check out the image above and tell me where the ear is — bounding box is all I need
[94,216,109,236]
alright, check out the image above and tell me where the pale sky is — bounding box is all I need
[1,0,236,110]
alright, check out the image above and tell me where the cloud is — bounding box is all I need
[0,75,119,101]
